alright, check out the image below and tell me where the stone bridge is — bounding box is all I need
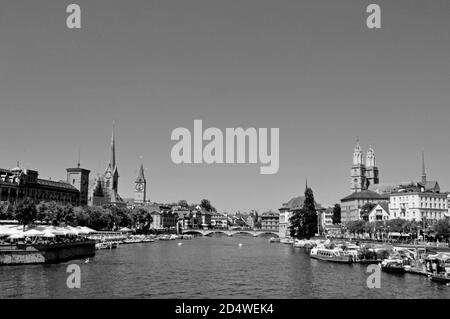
[181,229,279,237]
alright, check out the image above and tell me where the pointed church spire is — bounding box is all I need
[136,162,145,182]
[421,151,427,184]
[110,121,117,171]
[305,178,309,190]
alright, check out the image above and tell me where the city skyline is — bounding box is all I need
[1,0,449,213]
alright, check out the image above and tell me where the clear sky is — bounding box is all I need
[0,0,449,213]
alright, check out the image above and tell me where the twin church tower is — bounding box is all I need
[351,140,379,193]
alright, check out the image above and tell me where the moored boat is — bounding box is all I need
[429,273,450,284]
[310,247,353,263]
[269,237,280,243]
[381,259,406,274]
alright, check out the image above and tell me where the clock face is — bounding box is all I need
[105,172,112,179]
[135,183,144,191]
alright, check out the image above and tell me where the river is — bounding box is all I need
[1,236,449,298]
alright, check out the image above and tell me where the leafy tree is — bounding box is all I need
[289,187,318,239]
[200,199,216,212]
[434,219,450,238]
[346,220,366,234]
[0,202,15,220]
[332,204,341,224]
[14,197,38,231]
[177,200,189,208]
[386,218,407,233]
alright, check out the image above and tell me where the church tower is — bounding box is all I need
[134,162,147,204]
[104,122,119,195]
[351,140,366,193]
[365,147,379,188]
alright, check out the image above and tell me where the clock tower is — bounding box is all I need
[134,162,147,204]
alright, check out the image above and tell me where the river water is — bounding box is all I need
[1,236,449,299]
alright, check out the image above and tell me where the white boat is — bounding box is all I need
[310,247,354,263]
[269,237,280,243]
[280,238,294,245]
[158,235,170,241]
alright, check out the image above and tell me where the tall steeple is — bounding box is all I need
[104,122,119,194]
[134,159,147,204]
[351,138,366,193]
[110,121,117,172]
[136,162,145,182]
[421,151,427,184]
[365,146,379,188]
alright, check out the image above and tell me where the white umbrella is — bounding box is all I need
[46,226,66,236]
[23,229,45,237]
[42,232,55,238]
[80,226,96,234]
[0,225,23,236]
[9,233,24,239]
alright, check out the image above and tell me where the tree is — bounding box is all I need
[332,204,341,224]
[386,218,407,233]
[0,202,15,220]
[177,200,189,208]
[200,199,216,212]
[14,197,38,231]
[434,219,450,239]
[289,187,318,239]
[360,203,376,222]
[346,220,366,234]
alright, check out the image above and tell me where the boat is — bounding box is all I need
[280,238,294,245]
[293,239,306,248]
[169,234,179,240]
[429,273,450,284]
[381,259,406,274]
[269,237,280,243]
[158,235,170,241]
[309,247,353,263]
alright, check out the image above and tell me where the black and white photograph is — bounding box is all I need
[0,0,450,309]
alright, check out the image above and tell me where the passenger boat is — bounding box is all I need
[309,247,353,263]
[381,259,406,274]
[269,237,280,243]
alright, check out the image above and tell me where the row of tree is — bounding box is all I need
[344,218,450,239]
[0,197,217,232]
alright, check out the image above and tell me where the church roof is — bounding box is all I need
[341,190,389,202]
[279,196,322,211]
[136,163,145,182]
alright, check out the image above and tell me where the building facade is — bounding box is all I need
[368,202,390,222]
[261,211,279,232]
[341,190,390,223]
[0,163,89,206]
[389,191,448,222]
[211,212,228,229]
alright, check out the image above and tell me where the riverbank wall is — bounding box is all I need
[0,241,95,265]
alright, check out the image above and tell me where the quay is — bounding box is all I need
[0,240,95,265]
